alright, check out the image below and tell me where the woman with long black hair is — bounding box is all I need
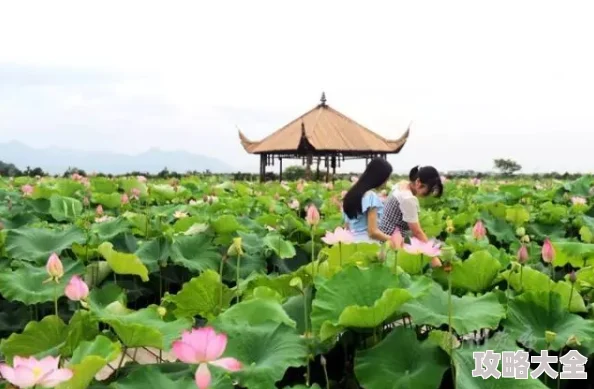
[378,165,443,242]
[342,157,394,243]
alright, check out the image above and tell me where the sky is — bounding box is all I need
[0,0,593,174]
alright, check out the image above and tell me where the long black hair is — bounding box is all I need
[343,158,393,219]
[409,165,443,197]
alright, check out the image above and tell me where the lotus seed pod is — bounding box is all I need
[516,227,526,237]
[157,306,167,317]
[545,331,557,344]
[521,235,530,243]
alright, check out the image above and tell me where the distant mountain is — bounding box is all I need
[0,141,235,175]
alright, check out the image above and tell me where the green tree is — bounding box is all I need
[494,158,522,175]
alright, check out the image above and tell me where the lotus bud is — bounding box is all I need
[46,253,64,282]
[121,193,129,205]
[64,275,89,301]
[472,220,486,240]
[96,205,104,216]
[517,245,529,264]
[227,237,244,257]
[542,238,555,263]
[83,196,90,207]
[545,331,557,344]
[516,227,526,237]
[157,306,167,317]
[569,271,577,283]
[306,204,320,226]
[289,277,304,291]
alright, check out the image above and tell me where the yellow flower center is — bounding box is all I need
[32,367,43,378]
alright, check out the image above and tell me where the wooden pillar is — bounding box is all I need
[331,154,337,181]
[315,156,321,181]
[325,155,330,183]
[305,153,313,180]
[279,157,283,182]
[259,154,266,182]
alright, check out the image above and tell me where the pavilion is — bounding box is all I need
[237,93,410,182]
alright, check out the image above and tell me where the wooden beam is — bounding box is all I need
[279,157,283,182]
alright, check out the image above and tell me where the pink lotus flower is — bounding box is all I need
[289,199,300,210]
[21,184,33,197]
[121,193,129,205]
[0,356,73,388]
[306,204,320,226]
[296,181,304,193]
[64,275,89,302]
[137,175,147,183]
[472,220,486,239]
[130,188,141,200]
[471,178,481,185]
[403,237,442,257]
[71,173,82,181]
[571,196,587,206]
[542,238,555,263]
[517,245,529,264]
[83,197,90,207]
[96,205,103,216]
[172,327,242,389]
[322,227,354,245]
[46,253,64,283]
[390,229,404,249]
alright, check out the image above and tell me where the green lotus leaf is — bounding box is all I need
[57,335,121,389]
[61,310,100,357]
[504,291,594,352]
[90,177,118,194]
[0,259,85,304]
[169,234,221,273]
[110,364,233,389]
[311,265,416,341]
[0,315,67,364]
[91,192,122,209]
[97,242,149,282]
[263,232,296,259]
[90,217,131,242]
[164,269,233,320]
[551,241,594,268]
[56,180,86,198]
[49,194,83,222]
[432,250,501,292]
[4,226,86,264]
[211,214,244,235]
[212,320,307,388]
[216,298,296,328]
[451,332,548,388]
[134,237,169,273]
[354,326,449,389]
[304,243,380,279]
[401,281,505,334]
[89,285,192,350]
[501,265,586,312]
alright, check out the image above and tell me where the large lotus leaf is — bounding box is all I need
[0,259,85,304]
[89,285,192,350]
[432,250,501,292]
[263,232,296,259]
[49,194,83,222]
[120,211,149,237]
[304,243,380,279]
[0,315,67,364]
[148,184,180,202]
[90,217,131,242]
[61,310,100,357]
[90,177,118,194]
[135,237,169,273]
[56,180,86,198]
[212,320,307,389]
[169,234,221,273]
[401,281,506,335]
[311,265,415,341]
[480,213,516,243]
[451,332,548,389]
[57,335,121,389]
[505,204,530,226]
[500,266,586,312]
[97,242,149,282]
[504,291,594,352]
[111,364,233,389]
[92,192,122,209]
[4,226,86,264]
[354,326,449,389]
[575,266,594,292]
[210,214,245,235]
[216,297,296,328]
[241,273,303,301]
[164,269,234,321]
[551,240,594,268]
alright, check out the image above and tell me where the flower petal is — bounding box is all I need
[210,357,242,372]
[183,327,217,361]
[204,332,227,361]
[38,356,60,374]
[172,340,199,363]
[194,363,211,389]
[38,368,74,387]
[4,365,39,388]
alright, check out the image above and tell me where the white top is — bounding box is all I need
[390,182,420,223]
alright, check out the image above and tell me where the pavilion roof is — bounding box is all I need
[238,93,410,155]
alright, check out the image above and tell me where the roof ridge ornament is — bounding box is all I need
[320,92,327,106]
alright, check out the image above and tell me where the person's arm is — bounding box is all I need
[367,208,392,242]
[400,197,429,241]
[407,221,429,242]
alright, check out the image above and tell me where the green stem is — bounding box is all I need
[448,272,455,386]
[322,360,330,389]
[54,282,59,317]
[236,254,241,304]
[568,281,574,311]
[219,257,225,313]
[310,227,316,279]
[549,264,553,312]
[519,265,524,293]
[339,242,343,267]
[303,287,311,386]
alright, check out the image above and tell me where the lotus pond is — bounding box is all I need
[0,175,593,389]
